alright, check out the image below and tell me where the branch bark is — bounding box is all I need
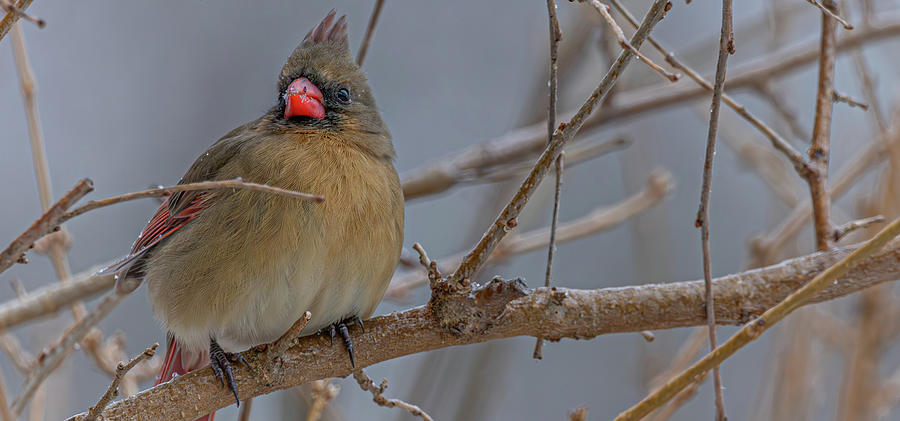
[67,239,900,420]
[808,0,839,250]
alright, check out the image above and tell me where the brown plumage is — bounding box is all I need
[110,10,403,414]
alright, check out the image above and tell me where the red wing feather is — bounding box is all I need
[130,194,206,255]
[97,194,207,277]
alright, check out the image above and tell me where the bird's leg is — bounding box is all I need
[209,339,250,407]
[328,317,362,367]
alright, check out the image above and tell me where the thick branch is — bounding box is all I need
[0,270,112,330]
[69,240,900,420]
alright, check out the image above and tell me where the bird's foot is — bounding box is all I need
[209,339,250,407]
[328,316,364,367]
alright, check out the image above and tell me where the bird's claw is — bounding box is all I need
[209,340,247,407]
[328,317,361,367]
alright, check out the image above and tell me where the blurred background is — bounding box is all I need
[2,0,900,419]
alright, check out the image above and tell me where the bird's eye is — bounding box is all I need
[336,88,351,104]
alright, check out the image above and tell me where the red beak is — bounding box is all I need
[283,77,325,119]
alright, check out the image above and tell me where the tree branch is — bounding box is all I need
[400,15,900,201]
[0,178,93,276]
[67,239,900,420]
[448,0,670,286]
[0,0,36,44]
[808,0,839,250]
[615,215,900,420]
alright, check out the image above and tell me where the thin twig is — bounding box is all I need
[0,0,37,44]
[607,0,814,179]
[11,20,118,381]
[448,0,670,287]
[61,178,323,223]
[388,170,673,301]
[614,215,900,421]
[237,398,253,421]
[834,215,885,242]
[752,81,809,141]
[0,334,34,374]
[402,136,628,199]
[534,0,564,362]
[646,329,708,421]
[412,243,442,288]
[11,288,132,417]
[587,0,680,82]
[85,343,158,421]
[0,178,93,276]
[0,369,11,421]
[271,311,312,358]
[752,133,887,265]
[352,369,433,421]
[809,0,839,250]
[356,0,385,66]
[305,380,340,421]
[804,0,854,30]
[851,50,887,131]
[694,0,733,418]
[569,407,588,421]
[400,17,900,201]
[0,0,42,27]
[832,90,869,109]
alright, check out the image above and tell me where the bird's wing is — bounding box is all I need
[98,124,255,279]
[97,194,208,277]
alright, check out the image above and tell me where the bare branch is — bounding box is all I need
[305,380,340,421]
[832,90,869,109]
[569,407,588,421]
[352,370,433,421]
[0,178,93,276]
[0,0,37,44]
[85,343,158,421]
[804,0,854,30]
[834,215,885,242]
[535,0,564,362]
[66,238,900,420]
[694,0,734,417]
[808,0,839,250]
[587,1,680,82]
[11,287,132,417]
[270,312,312,358]
[61,178,323,223]
[448,0,670,287]
[615,216,900,420]
[356,0,385,66]
[752,134,887,265]
[387,169,673,301]
[400,16,900,201]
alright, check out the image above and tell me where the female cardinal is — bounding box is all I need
[105,11,403,414]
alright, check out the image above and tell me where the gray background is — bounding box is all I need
[1,0,899,419]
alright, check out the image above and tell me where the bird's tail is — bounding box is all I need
[157,335,215,421]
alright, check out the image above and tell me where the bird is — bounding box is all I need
[103,10,403,418]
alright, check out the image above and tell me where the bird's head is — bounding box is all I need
[268,10,393,159]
